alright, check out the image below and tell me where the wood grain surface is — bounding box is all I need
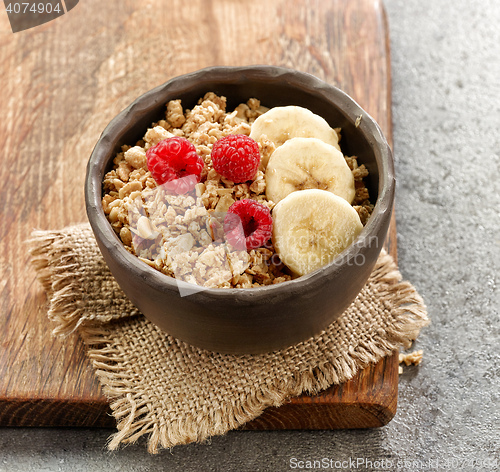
[0,0,396,428]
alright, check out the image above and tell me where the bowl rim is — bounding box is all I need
[85,65,395,302]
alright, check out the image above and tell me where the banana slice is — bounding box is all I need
[272,189,363,276]
[265,137,355,204]
[250,105,340,167]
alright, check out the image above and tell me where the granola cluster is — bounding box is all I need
[101,93,373,288]
[345,156,374,226]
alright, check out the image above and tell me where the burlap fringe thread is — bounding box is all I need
[29,224,429,454]
[29,227,139,335]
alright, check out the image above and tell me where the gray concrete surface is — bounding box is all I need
[1,0,499,470]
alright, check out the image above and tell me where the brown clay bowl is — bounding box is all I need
[85,65,395,354]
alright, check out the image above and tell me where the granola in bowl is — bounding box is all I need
[101,92,373,289]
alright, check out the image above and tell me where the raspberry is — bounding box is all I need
[224,199,272,250]
[211,135,260,183]
[146,137,204,193]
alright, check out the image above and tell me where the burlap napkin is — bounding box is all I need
[29,223,429,453]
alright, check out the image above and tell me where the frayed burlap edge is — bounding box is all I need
[29,228,89,336]
[28,226,138,336]
[28,226,429,453]
[90,253,427,453]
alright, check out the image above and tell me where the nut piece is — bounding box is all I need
[399,350,424,366]
[102,195,115,214]
[136,216,156,240]
[120,226,133,246]
[119,181,143,199]
[109,206,120,223]
[125,146,147,169]
[214,194,235,213]
[166,99,186,128]
[144,126,174,147]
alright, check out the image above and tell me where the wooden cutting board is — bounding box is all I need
[0,0,396,428]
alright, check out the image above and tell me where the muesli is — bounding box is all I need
[102,93,373,288]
